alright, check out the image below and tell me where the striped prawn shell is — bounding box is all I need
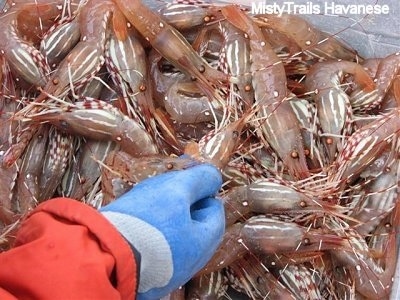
[16,125,49,212]
[0,17,49,87]
[0,98,19,221]
[257,101,310,180]
[78,100,159,156]
[222,160,264,187]
[2,122,40,168]
[241,215,346,255]
[253,14,358,62]
[63,99,131,127]
[237,179,341,214]
[197,122,242,169]
[41,2,113,97]
[43,40,106,97]
[219,20,254,109]
[351,52,400,112]
[0,161,18,225]
[61,139,115,200]
[114,0,228,105]
[105,26,147,96]
[367,206,399,269]
[332,109,400,184]
[305,62,359,162]
[279,264,322,300]
[350,88,380,113]
[40,16,81,68]
[226,254,297,299]
[350,158,399,235]
[327,215,399,299]
[313,86,353,162]
[289,97,326,167]
[186,271,228,299]
[38,128,74,201]
[26,99,159,157]
[158,3,215,31]
[220,7,308,179]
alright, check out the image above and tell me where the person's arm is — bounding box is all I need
[0,198,138,299]
[0,164,224,300]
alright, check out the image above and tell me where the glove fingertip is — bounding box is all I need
[187,163,223,190]
[191,162,221,175]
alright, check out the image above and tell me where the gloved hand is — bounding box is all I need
[99,164,224,300]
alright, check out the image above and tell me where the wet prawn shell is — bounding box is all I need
[245,181,316,212]
[40,18,81,68]
[164,80,215,124]
[242,216,306,253]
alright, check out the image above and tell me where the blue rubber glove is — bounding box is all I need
[99,164,224,300]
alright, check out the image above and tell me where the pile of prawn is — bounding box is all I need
[0,0,399,299]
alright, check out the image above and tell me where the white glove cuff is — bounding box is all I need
[101,211,173,293]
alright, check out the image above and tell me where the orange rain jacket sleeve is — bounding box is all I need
[0,198,138,300]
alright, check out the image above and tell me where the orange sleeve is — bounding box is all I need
[0,198,138,300]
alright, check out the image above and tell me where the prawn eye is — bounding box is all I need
[291,150,299,159]
[166,163,174,170]
[232,131,239,139]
